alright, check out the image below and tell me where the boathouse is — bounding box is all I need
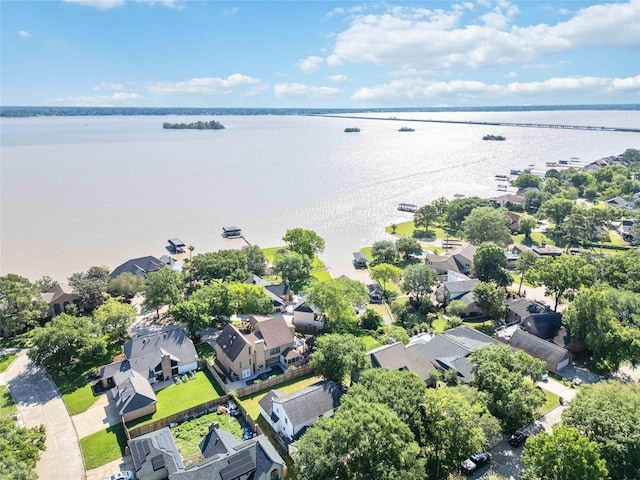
[222,226,242,238]
[167,238,185,253]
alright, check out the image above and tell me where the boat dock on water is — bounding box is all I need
[222,226,242,238]
[397,203,418,213]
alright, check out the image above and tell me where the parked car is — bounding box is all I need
[541,373,549,381]
[460,452,491,474]
[509,430,528,447]
[105,471,134,480]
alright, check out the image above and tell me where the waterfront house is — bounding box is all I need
[41,283,80,316]
[506,298,562,339]
[246,275,292,312]
[352,252,369,269]
[258,381,343,442]
[427,244,477,277]
[110,255,165,278]
[215,316,298,381]
[292,300,324,332]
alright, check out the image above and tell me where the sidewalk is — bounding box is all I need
[5,351,85,480]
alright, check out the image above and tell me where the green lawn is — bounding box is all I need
[360,335,382,351]
[432,317,447,334]
[511,231,557,247]
[539,388,560,415]
[240,375,324,420]
[262,245,330,280]
[126,370,224,429]
[195,341,215,362]
[0,385,17,418]
[80,423,128,470]
[385,221,449,241]
[0,354,17,374]
[172,411,244,465]
[63,383,97,416]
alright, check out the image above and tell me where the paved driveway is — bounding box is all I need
[72,389,120,439]
[5,351,85,480]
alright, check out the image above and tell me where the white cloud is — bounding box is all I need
[19,30,31,38]
[274,83,341,99]
[146,74,263,95]
[327,7,345,18]
[327,1,639,72]
[351,74,640,102]
[327,74,350,82]
[93,82,124,91]
[297,56,324,73]
[63,0,178,8]
[224,6,238,16]
[52,92,142,106]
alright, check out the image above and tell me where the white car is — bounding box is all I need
[105,471,134,480]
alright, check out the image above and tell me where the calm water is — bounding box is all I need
[1,111,639,282]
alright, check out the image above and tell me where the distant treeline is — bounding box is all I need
[1,104,639,118]
[163,120,225,130]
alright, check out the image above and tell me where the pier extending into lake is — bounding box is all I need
[322,115,640,133]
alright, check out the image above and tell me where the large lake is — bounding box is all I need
[1,110,639,282]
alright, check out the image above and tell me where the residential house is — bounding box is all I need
[508,328,571,372]
[506,298,562,339]
[427,244,477,276]
[492,194,525,209]
[531,243,562,257]
[110,255,165,278]
[367,284,384,304]
[129,424,285,480]
[368,326,498,385]
[215,316,298,381]
[441,277,481,317]
[292,300,324,332]
[258,381,343,442]
[506,211,522,232]
[112,369,157,422]
[617,219,635,241]
[352,252,369,269]
[246,275,292,312]
[41,283,80,316]
[605,196,637,210]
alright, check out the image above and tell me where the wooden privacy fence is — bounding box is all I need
[235,364,315,398]
[126,395,229,439]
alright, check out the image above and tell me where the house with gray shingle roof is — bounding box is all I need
[258,381,343,442]
[427,244,477,277]
[40,283,80,317]
[506,298,562,339]
[110,255,165,278]
[112,369,158,422]
[508,328,571,372]
[128,424,285,480]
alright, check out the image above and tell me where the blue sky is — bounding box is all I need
[1,0,639,107]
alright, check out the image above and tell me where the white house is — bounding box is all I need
[258,381,343,441]
[292,300,324,332]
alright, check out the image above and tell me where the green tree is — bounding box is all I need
[143,268,183,318]
[432,196,450,216]
[228,283,274,315]
[282,228,325,259]
[522,426,608,480]
[472,282,506,321]
[295,399,424,480]
[533,255,596,311]
[445,197,493,230]
[370,263,401,298]
[401,263,437,305]
[34,275,58,293]
[462,206,513,246]
[307,278,368,332]
[377,324,410,345]
[189,281,231,318]
[513,173,542,188]
[106,272,145,300]
[395,237,423,260]
[414,204,438,231]
[371,240,398,264]
[241,245,267,276]
[446,299,468,317]
[514,250,538,296]
[359,308,383,330]
[0,417,46,480]
[68,265,110,312]
[525,189,551,213]
[272,250,312,292]
[519,215,538,241]
[28,313,106,370]
[309,334,367,385]
[170,300,209,337]
[92,296,136,341]
[348,368,428,437]
[189,250,249,284]
[539,197,574,227]
[470,344,546,431]
[562,381,640,480]
[0,274,48,338]
[419,387,487,477]
[600,249,640,292]
[472,243,510,286]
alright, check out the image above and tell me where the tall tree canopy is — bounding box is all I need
[106,272,145,300]
[228,283,274,316]
[472,282,506,321]
[445,197,493,231]
[539,197,574,227]
[143,268,184,318]
[295,399,424,480]
[533,254,596,311]
[68,265,110,312]
[92,296,136,341]
[522,426,609,480]
[307,277,368,333]
[309,334,367,385]
[472,243,510,286]
[272,250,312,292]
[562,381,640,480]
[401,263,437,304]
[0,416,46,480]
[170,300,209,337]
[282,228,325,259]
[600,249,640,293]
[371,240,398,264]
[0,274,47,338]
[370,263,401,297]
[189,281,231,318]
[413,204,438,231]
[241,244,267,276]
[395,237,423,260]
[188,250,249,284]
[514,250,538,296]
[461,206,513,246]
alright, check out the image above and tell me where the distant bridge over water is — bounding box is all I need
[322,115,640,133]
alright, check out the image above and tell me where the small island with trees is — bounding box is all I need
[483,134,506,141]
[344,127,360,133]
[163,120,225,130]
[398,127,415,132]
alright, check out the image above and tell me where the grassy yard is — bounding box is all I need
[80,423,128,470]
[195,341,215,362]
[0,385,17,418]
[511,231,557,247]
[0,354,17,374]
[359,335,382,351]
[126,370,225,429]
[262,245,330,280]
[240,375,324,420]
[172,411,244,465]
[432,317,447,334]
[539,388,560,415]
[385,221,450,242]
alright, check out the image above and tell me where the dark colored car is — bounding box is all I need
[509,430,528,447]
[460,452,491,474]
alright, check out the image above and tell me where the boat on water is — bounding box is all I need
[510,169,522,175]
[398,127,415,132]
[344,127,360,133]
[483,134,506,141]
